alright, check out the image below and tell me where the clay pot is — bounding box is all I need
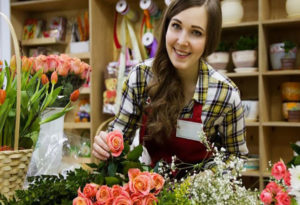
[281,57,296,69]
[206,52,230,71]
[282,102,300,120]
[281,82,300,101]
[288,110,300,122]
[232,50,257,68]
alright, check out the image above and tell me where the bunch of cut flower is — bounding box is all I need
[0,56,80,150]
[30,54,91,107]
[260,143,300,205]
[157,131,260,205]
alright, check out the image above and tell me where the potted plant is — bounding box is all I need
[232,35,258,72]
[280,40,297,69]
[206,41,231,74]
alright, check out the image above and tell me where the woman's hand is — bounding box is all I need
[92,131,111,160]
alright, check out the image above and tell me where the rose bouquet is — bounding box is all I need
[0,56,80,150]
[30,54,91,107]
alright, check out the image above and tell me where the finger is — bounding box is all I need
[93,141,110,158]
[98,132,110,151]
[92,150,108,161]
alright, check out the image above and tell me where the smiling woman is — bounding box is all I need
[93,0,248,173]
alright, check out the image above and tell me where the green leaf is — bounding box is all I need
[123,143,130,155]
[291,143,300,155]
[108,160,118,177]
[121,161,142,175]
[294,155,300,166]
[105,177,120,186]
[19,137,33,149]
[127,145,143,161]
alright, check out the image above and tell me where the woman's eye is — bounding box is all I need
[192,30,202,36]
[171,23,181,30]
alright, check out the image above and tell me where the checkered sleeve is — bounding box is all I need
[219,88,248,158]
[108,65,150,142]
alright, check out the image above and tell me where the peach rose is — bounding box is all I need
[130,173,152,196]
[151,173,165,194]
[73,196,93,205]
[272,161,287,180]
[96,185,112,204]
[83,183,99,198]
[106,130,124,157]
[111,185,124,198]
[128,169,141,182]
[113,195,132,205]
[260,189,273,204]
[131,193,144,205]
[142,193,158,205]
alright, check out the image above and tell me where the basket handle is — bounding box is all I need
[0,12,21,151]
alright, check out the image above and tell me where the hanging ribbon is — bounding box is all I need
[113,11,121,49]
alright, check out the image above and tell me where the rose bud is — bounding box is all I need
[41,74,49,85]
[51,71,58,85]
[70,89,80,102]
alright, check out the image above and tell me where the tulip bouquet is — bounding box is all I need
[0,56,81,150]
[30,54,91,107]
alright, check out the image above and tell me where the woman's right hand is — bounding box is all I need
[92,131,111,160]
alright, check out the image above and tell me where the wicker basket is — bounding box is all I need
[0,12,33,198]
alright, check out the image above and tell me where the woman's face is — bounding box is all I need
[166,6,208,72]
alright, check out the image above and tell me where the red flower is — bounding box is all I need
[260,189,273,204]
[41,74,49,85]
[0,89,6,105]
[106,130,124,157]
[275,191,291,205]
[70,89,80,102]
[283,170,291,186]
[271,161,287,180]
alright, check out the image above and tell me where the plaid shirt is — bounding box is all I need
[108,59,248,160]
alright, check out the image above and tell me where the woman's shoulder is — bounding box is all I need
[127,58,154,85]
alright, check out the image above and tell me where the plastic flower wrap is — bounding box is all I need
[0,56,82,150]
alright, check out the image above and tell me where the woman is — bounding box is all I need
[93,0,248,169]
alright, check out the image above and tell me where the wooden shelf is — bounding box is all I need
[22,38,67,46]
[64,122,91,129]
[262,172,271,178]
[263,70,300,76]
[262,121,300,127]
[262,18,300,27]
[62,156,92,164]
[11,0,88,12]
[222,21,259,29]
[246,121,259,127]
[79,87,91,95]
[226,72,259,78]
[242,170,260,177]
[67,52,91,60]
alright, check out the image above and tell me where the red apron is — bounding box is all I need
[139,102,212,167]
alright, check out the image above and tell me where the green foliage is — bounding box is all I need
[287,143,300,167]
[281,40,296,54]
[215,41,231,52]
[235,35,258,51]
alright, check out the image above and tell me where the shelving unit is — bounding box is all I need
[10,0,300,190]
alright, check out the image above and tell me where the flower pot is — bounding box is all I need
[221,0,244,24]
[232,50,257,68]
[286,0,300,18]
[206,52,230,72]
[282,102,300,120]
[281,57,296,69]
[270,43,286,70]
[281,82,300,101]
[242,100,259,122]
[288,110,300,122]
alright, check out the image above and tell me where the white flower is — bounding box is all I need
[289,165,300,191]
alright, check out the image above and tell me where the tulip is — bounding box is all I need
[41,74,49,85]
[51,71,58,85]
[70,89,80,102]
[10,55,16,73]
[21,56,32,72]
[0,60,3,71]
[0,89,6,105]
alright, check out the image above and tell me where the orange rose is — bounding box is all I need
[72,196,93,205]
[142,193,158,205]
[70,89,80,102]
[0,89,6,105]
[113,195,132,205]
[130,173,152,196]
[41,74,49,85]
[111,185,124,198]
[96,185,112,204]
[151,173,165,194]
[106,130,124,157]
[131,192,144,205]
[83,183,99,198]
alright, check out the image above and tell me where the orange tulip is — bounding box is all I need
[70,89,80,102]
[41,74,49,85]
[0,60,3,71]
[51,71,58,85]
[10,55,16,73]
[0,89,6,105]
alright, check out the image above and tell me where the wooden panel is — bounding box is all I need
[246,127,259,155]
[268,0,287,20]
[231,77,259,100]
[242,0,259,22]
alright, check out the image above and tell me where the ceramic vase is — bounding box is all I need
[221,0,244,24]
[286,0,300,18]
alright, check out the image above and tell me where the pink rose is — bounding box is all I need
[266,182,282,195]
[283,171,291,186]
[151,173,165,194]
[73,196,93,205]
[105,198,114,205]
[83,183,99,198]
[96,185,112,204]
[275,191,291,205]
[130,192,144,204]
[260,189,273,204]
[142,193,158,205]
[106,130,124,157]
[113,195,132,205]
[272,161,287,180]
[130,173,152,196]
[111,185,126,198]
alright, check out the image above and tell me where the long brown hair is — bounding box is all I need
[144,0,222,144]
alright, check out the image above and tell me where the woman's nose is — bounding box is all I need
[177,31,189,46]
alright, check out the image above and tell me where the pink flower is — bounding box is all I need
[96,185,112,204]
[83,183,99,198]
[283,171,291,186]
[106,130,124,157]
[266,182,282,195]
[141,193,158,205]
[73,196,93,205]
[113,195,132,205]
[47,55,59,72]
[129,173,152,196]
[35,55,48,73]
[70,57,83,75]
[128,169,141,182]
[260,189,273,204]
[272,161,287,180]
[111,185,124,198]
[150,172,165,194]
[130,193,144,205]
[275,191,291,205]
